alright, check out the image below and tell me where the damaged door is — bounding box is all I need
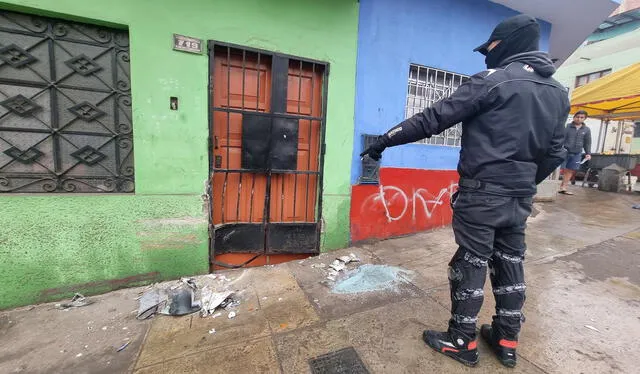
[208,42,327,268]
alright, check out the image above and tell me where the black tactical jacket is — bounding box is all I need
[382,52,570,197]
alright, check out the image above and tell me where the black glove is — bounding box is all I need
[360,136,388,161]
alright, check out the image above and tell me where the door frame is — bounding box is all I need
[206,40,330,268]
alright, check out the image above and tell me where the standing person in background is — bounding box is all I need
[559,110,591,195]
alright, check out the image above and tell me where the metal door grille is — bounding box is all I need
[405,64,469,147]
[0,10,133,193]
[208,42,327,261]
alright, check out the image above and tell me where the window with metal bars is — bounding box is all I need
[575,69,611,88]
[0,11,133,193]
[404,64,469,147]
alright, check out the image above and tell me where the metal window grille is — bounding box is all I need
[405,64,469,147]
[0,11,133,193]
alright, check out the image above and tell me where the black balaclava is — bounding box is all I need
[485,23,540,69]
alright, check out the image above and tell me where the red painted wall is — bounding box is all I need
[350,168,459,242]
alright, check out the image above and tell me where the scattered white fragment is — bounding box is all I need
[584,325,600,333]
[101,326,108,331]
[84,345,88,350]
[212,312,222,319]
[200,287,235,317]
[209,328,216,334]
[327,276,336,281]
[76,353,83,358]
[262,297,268,300]
[278,298,283,302]
[228,311,237,319]
[122,327,128,330]
[206,274,217,280]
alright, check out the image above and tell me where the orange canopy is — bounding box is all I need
[570,62,640,120]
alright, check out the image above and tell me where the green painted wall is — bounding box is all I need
[587,21,640,43]
[555,28,640,92]
[0,0,358,309]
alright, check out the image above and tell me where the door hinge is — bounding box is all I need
[321,143,326,155]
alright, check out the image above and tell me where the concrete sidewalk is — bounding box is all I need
[1,187,639,374]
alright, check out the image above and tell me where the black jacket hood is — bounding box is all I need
[500,51,556,78]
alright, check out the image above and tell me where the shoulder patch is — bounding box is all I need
[523,64,534,73]
[475,68,503,79]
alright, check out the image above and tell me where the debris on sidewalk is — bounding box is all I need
[137,284,200,319]
[165,287,201,316]
[584,325,601,333]
[136,274,241,320]
[116,342,130,352]
[136,288,166,320]
[55,293,93,310]
[228,311,237,319]
[322,253,362,282]
[173,277,197,290]
[220,297,240,309]
[200,287,234,317]
[208,328,216,334]
[329,260,346,272]
[632,203,640,209]
[338,253,361,264]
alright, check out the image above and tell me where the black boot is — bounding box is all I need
[480,324,518,368]
[423,330,479,367]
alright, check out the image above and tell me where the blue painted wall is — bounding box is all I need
[351,0,551,184]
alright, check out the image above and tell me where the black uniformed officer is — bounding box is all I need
[360,15,569,368]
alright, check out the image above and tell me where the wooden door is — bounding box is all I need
[208,43,326,268]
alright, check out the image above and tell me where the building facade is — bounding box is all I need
[0,0,620,309]
[350,0,619,242]
[0,0,358,309]
[554,1,640,153]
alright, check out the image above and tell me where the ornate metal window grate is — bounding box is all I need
[405,64,469,147]
[0,11,133,193]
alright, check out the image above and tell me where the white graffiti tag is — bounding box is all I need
[361,183,458,223]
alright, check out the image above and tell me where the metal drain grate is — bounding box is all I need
[308,347,370,374]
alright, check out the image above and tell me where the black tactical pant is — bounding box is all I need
[448,189,533,340]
